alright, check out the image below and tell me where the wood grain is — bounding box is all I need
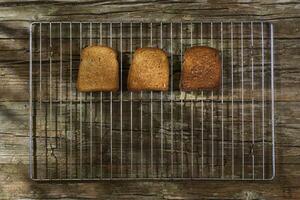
[0,0,300,199]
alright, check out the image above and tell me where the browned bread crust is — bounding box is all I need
[76,45,119,92]
[127,47,169,91]
[180,46,221,91]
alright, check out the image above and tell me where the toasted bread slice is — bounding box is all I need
[180,46,221,91]
[76,45,119,92]
[128,47,169,91]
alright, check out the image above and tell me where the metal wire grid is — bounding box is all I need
[29,21,275,181]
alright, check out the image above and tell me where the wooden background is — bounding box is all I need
[0,0,299,199]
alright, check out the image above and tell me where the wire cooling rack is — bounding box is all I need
[29,21,275,181]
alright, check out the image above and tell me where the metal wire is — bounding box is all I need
[120,22,123,177]
[79,23,83,179]
[220,22,224,178]
[230,22,234,179]
[29,22,275,181]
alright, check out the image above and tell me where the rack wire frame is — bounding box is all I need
[29,21,275,181]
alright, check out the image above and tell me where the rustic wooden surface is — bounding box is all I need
[0,0,300,199]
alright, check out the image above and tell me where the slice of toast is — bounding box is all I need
[180,46,221,91]
[76,45,119,92]
[127,47,169,91]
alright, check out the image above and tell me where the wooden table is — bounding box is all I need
[0,1,299,199]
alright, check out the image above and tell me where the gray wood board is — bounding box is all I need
[0,0,299,199]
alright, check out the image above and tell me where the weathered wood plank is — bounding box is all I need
[0,0,300,199]
[1,19,300,40]
[0,37,299,101]
[0,101,298,166]
[0,164,300,199]
[0,0,299,22]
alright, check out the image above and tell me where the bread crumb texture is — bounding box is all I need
[181,46,221,91]
[128,47,169,91]
[77,45,119,92]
